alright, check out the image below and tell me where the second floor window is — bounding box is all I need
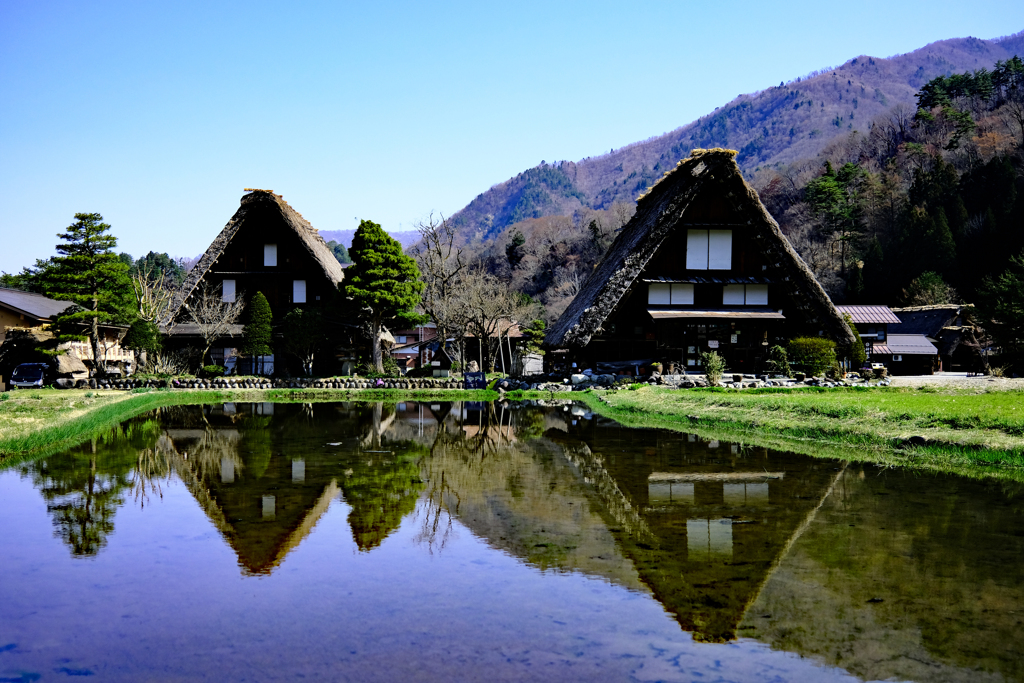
[722,284,768,306]
[293,280,306,303]
[648,283,694,305]
[222,280,236,303]
[264,244,277,267]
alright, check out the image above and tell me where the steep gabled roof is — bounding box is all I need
[167,190,344,322]
[546,149,856,349]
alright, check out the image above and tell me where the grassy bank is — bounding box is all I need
[0,387,502,466]
[4,385,1024,482]
[579,385,1024,481]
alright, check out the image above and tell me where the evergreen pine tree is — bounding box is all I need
[346,220,425,373]
[241,292,273,375]
[121,319,161,369]
[40,213,133,376]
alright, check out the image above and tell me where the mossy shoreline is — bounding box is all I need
[2,386,1023,482]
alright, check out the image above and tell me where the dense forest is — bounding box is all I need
[755,56,1024,307]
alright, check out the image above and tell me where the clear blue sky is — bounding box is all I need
[1,0,1021,273]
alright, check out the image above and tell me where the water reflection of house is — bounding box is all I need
[548,417,842,642]
[161,404,349,574]
[738,465,1024,682]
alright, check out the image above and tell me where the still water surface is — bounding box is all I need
[1,401,1022,682]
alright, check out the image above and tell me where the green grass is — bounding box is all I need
[578,385,1024,481]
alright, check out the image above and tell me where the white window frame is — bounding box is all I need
[686,230,709,270]
[264,244,277,267]
[723,284,745,305]
[648,283,671,304]
[670,283,694,305]
[293,280,306,303]
[687,229,733,270]
[222,279,236,303]
[745,284,768,305]
[708,230,733,270]
[723,284,768,306]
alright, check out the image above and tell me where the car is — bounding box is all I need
[870,362,886,370]
[8,362,49,390]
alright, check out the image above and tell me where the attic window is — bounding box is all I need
[648,283,694,305]
[686,229,732,270]
[293,280,306,303]
[264,244,277,267]
[222,280,236,303]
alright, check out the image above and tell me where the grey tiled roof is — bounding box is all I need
[0,288,75,321]
[834,305,902,325]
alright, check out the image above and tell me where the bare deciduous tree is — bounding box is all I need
[182,283,246,366]
[131,263,175,324]
[412,213,468,364]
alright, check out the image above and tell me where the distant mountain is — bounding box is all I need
[446,32,1024,244]
[318,229,420,250]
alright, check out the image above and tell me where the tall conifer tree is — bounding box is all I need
[346,220,425,373]
[41,213,132,376]
[241,292,273,375]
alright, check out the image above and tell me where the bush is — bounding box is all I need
[700,350,726,385]
[200,364,226,379]
[788,337,837,377]
[764,345,789,376]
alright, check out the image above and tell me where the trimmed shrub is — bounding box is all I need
[200,364,227,378]
[788,337,837,377]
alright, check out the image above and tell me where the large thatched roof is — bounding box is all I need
[546,149,856,349]
[167,190,344,322]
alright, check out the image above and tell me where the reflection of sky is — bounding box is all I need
[0,471,859,682]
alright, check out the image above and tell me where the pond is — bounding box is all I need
[1,401,1023,682]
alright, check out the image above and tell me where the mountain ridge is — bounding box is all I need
[444,31,1024,245]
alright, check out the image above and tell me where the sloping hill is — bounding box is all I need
[446,32,1024,244]
[319,229,420,250]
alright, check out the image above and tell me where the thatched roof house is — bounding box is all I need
[546,149,855,373]
[167,189,344,325]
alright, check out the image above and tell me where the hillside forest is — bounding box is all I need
[434,56,1024,365]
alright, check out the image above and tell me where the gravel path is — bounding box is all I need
[888,373,1024,390]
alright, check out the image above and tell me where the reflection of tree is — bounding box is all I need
[341,403,426,551]
[341,448,425,551]
[21,418,160,556]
